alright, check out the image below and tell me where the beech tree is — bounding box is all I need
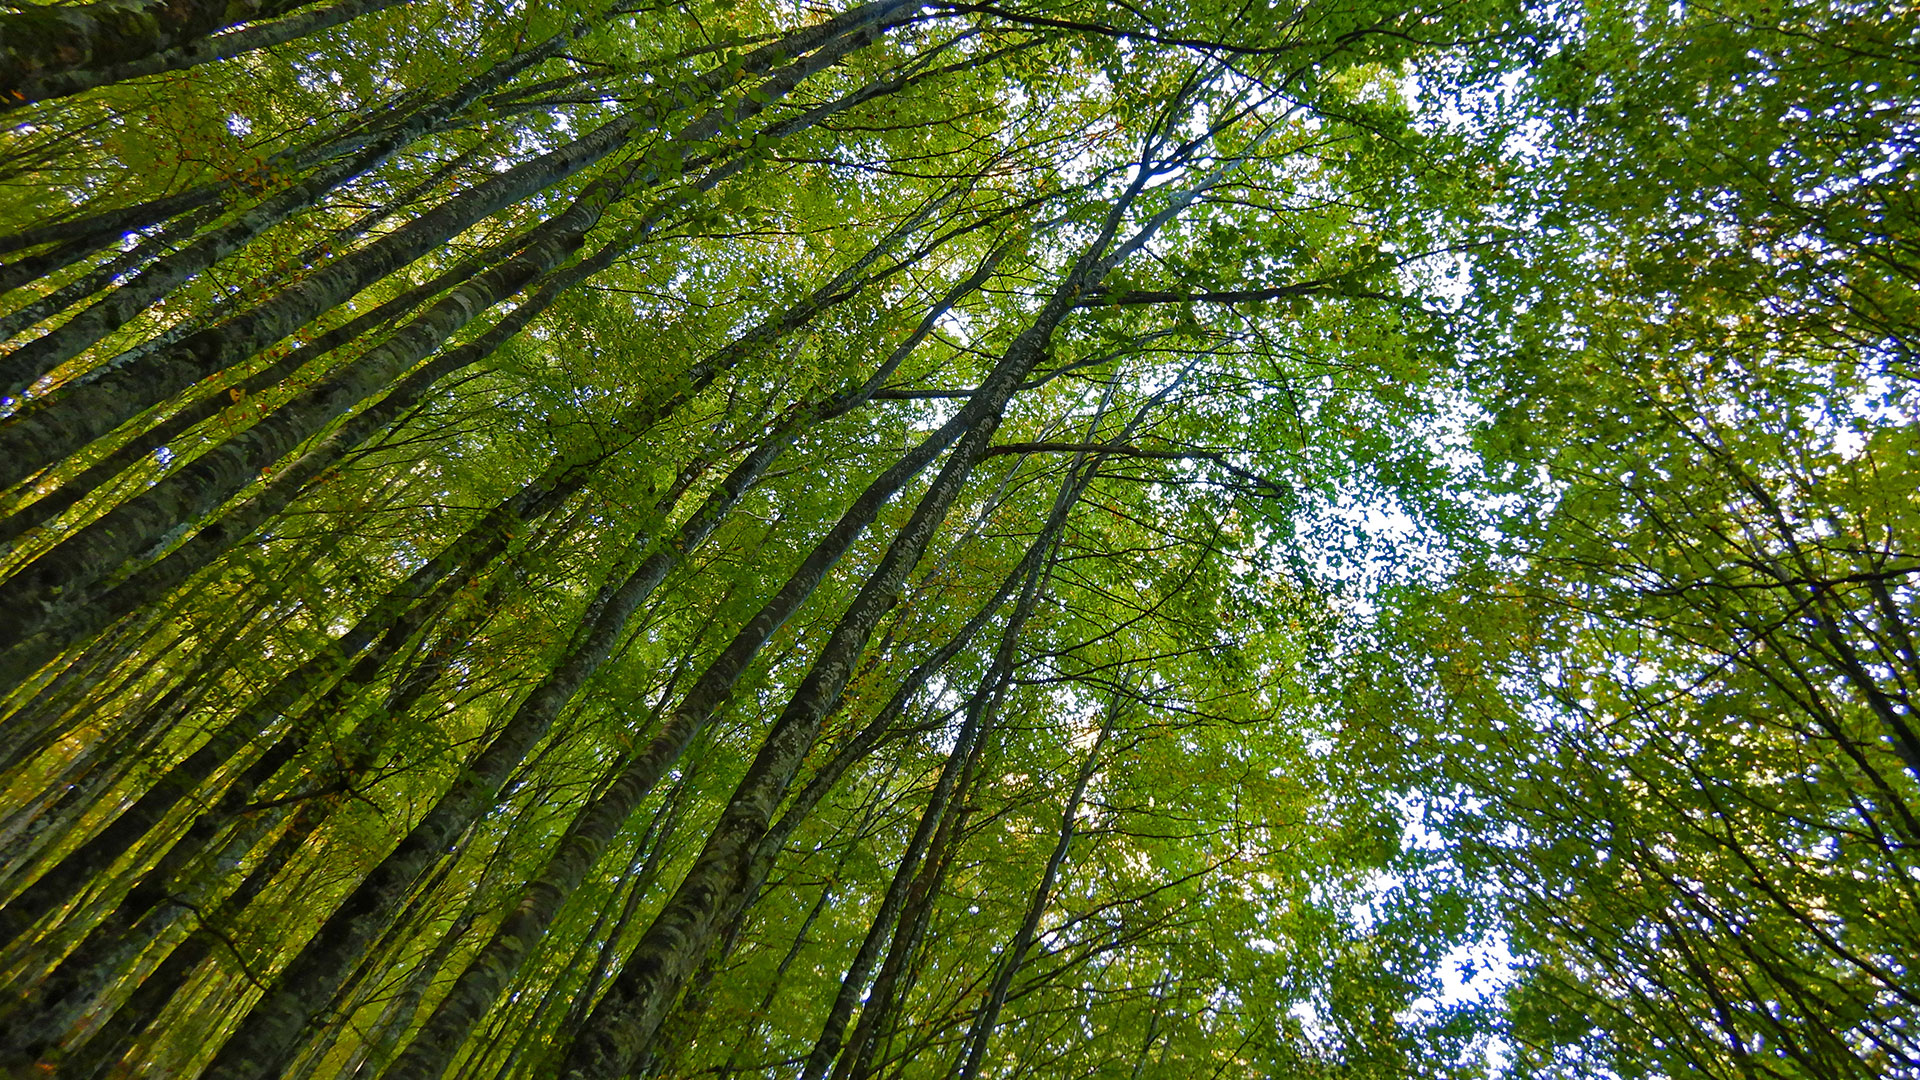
[1,0,1912,1078]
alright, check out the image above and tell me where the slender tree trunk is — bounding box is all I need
[51,797,331,1079]
[553,260,1091,1080]
[950,695,1117,1080]
[542,764,698,1075]
[240,342,972,1078]
[0,0,904,469]
[835,736,986,1080]
[800,436,1093,1080]
[0,223,520,547]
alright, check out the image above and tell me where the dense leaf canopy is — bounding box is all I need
[0,0,1912,1078]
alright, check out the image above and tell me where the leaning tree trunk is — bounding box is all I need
[374,238,1005,1080]
[554,252,1096,1080]
[0,13,596,405]
[189,290,971,1080]
[0,5,938,687]
[0,0,379,107]
[950,693,1118,1080]
[798,430,1097,1080]
[551,140,1202,1076]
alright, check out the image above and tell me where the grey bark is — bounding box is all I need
[0,225,517,548]
[0,0,335,102]
[800,428,1098,1080]
[0,5,927,683]
[2,0,411,108]
[0,192,603,657]
[556,142,1223,1077]
[0,0,903,453]
[0,488,506,952]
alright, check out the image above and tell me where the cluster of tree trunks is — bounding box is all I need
[0,0,1913,1078]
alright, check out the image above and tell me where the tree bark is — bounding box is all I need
[1,0,416,108]
[0,0,336,102]
[553,235,1098,1079]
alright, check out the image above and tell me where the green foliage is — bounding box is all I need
[0,0,1912,1077]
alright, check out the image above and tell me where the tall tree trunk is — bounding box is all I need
[2,0,427,108]
[800,429,1096,1080]
[950,693,1118,1080]
[834,733,988,1080]
[374,235,1003,1080]
[549,144,1200,1075]
[0,221,520,547]
[189,333,956,1080]
[0,0,352,105]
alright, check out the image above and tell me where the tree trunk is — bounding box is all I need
[1,0,418,108]
[554,258,1089,1080]
[800,434,1094,1080]
[0,0,338,102]
[951,693,1117,1080]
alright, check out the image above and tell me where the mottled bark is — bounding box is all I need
[1,0,412,108]
[801,446,1088,1080]
[0,788,295,1063]
[556,259,1086,1080]
[0,610,157,780]
[0,225,515,547]
[0,0,900,463]
[546,765,696,1067]
[0,197,599,655]
[188,440,794,1079]
[345,904,480,1080]
[51,798,328,1079]
[0,0,329,100]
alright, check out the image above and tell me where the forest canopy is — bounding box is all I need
[0,0,1913,1077]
